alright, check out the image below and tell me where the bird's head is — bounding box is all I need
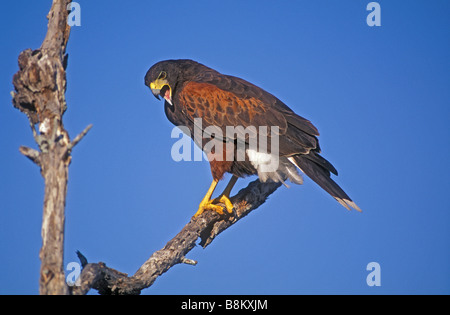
[145,59,211,107]
[145,62,175,106]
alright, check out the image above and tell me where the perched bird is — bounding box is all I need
[145,59,361,217]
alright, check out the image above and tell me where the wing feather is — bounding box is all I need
[178,81,287,143]
[177,73,320,157]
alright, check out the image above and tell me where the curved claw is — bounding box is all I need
[194,200,226,218]
[215,195,234,214]
[193,177,237,218]
[193,195,235,218]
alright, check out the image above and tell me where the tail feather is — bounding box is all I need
[289,155,361,212]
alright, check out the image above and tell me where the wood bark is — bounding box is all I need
[71,180,281,295]
[12,0,81,295]
[13,0,282,295]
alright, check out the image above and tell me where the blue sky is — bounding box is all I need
[0,1,449,294]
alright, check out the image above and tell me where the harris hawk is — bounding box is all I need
[145,59,361,217]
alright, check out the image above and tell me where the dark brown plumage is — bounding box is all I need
[145,59,360,215]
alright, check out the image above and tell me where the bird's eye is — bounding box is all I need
[158,71,167,80]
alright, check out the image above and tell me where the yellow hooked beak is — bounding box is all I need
[150,78,173,106]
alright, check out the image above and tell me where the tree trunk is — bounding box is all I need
[12,0,87,295]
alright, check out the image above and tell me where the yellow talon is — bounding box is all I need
[193,176,238,218]
[215,195,234,214]
[194,200,226,218]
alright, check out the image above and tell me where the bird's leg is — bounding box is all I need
[212,175,238,215]
[194,179,225,217]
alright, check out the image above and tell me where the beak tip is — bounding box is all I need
[151,88,161,100]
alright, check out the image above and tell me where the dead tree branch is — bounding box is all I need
[72,179,281,295]
[11,0,92,295]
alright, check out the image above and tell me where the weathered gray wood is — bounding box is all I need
[72,180,281,295]
[12,0,75,295]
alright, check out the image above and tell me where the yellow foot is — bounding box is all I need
[213,195,234,214]
[193,195,234,218]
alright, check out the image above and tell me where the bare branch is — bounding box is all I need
[180,257,198,266]
[69,124,93,150]
[41,0,71,57]
[12,0,78,295]
[74,179,281,295]
[19,146,41,166]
